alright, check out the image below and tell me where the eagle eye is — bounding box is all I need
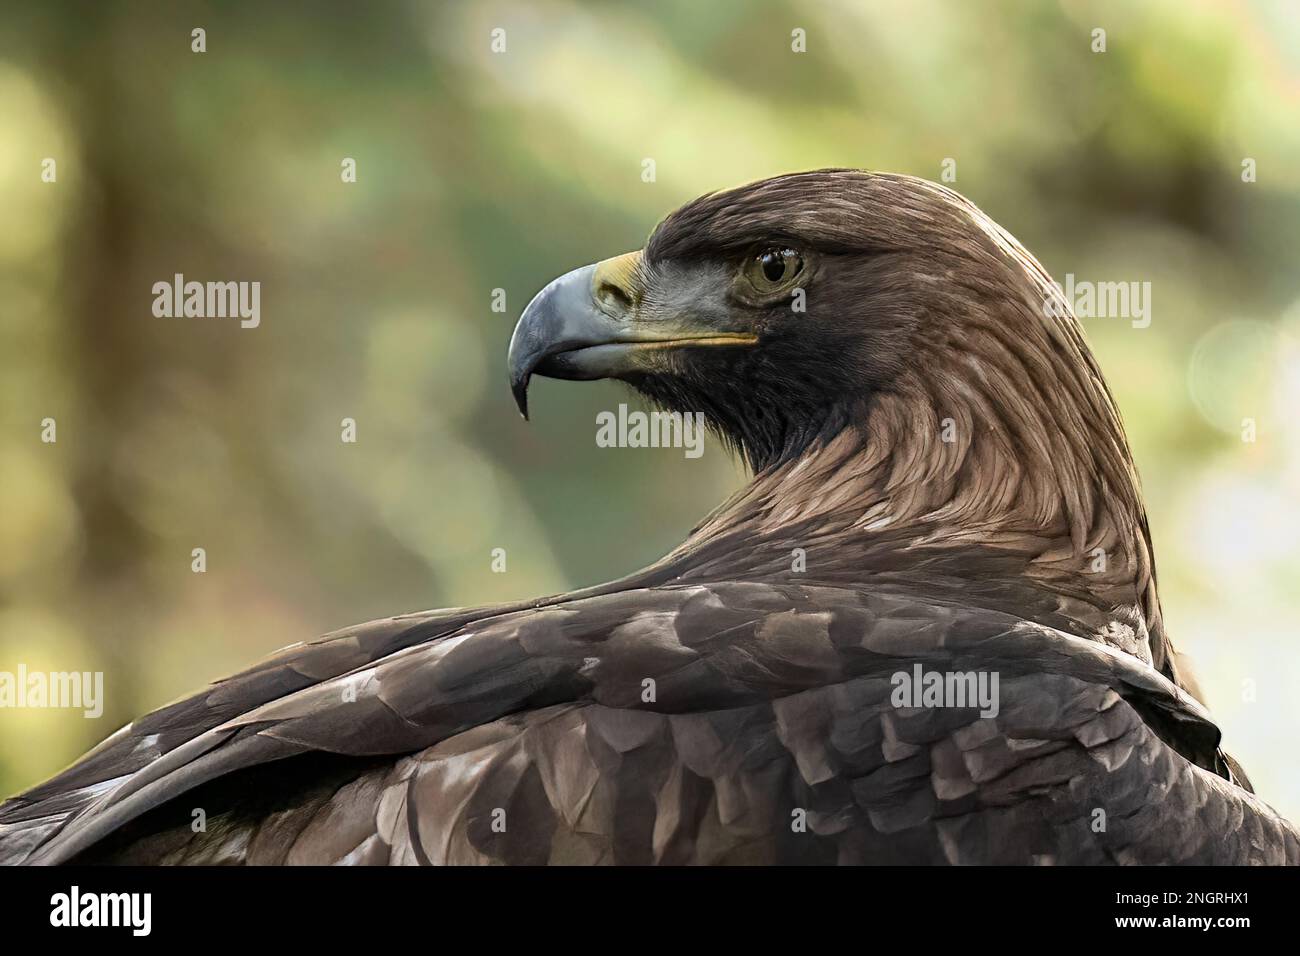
[744,247,804,294]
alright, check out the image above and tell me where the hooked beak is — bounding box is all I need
[507,250,757,419]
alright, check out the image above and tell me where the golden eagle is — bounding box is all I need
[2,170,1294,865]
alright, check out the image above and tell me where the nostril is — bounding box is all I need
[595,280,634,314]
[590,251,644,317]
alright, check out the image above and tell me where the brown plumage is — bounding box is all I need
[1,170,1292,864]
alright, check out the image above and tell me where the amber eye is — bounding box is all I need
[745,247,804,292]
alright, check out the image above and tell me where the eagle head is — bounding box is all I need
[509,169,1064,471]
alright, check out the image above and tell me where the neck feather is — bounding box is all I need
[662,302,1176,684]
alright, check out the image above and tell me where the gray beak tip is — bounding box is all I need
[511,374,531,420]
[507,261,612,423]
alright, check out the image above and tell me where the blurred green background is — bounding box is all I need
[1,0,1298,822]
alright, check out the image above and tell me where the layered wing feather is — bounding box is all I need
[2,583,1293,865]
